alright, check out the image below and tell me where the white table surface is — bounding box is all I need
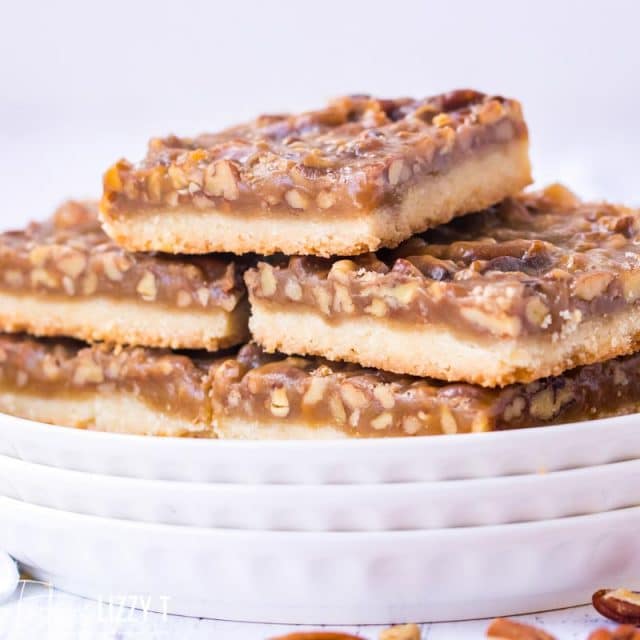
[0,580,620,640]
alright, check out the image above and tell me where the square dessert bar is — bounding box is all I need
[0,334,212,436]
[208,344,640,438]
[0,201,249,350]
[247,185,640,386]
[3,337,639,439]
[100,90,531,257]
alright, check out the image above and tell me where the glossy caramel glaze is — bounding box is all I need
[102,90,527,217]
[0,201,247,311]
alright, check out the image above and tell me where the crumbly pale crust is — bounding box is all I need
[92,395,211,436]
[214,418,349,440]
[0,334,212,436]
[3,336,640,438]
[247,185,640,385]
[101,90,531,256]
[0,201,249,349]
[0,393,209,437]
[249,301,640,386]
[0,292,249,351]
[0,393,96,429]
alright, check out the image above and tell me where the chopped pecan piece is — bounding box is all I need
[379,623,420,640]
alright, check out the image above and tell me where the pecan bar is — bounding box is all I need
[208,344,640,438]
[247,185,640,386]
[100,90,531,257]
[4,337,640,439]
[0,201,249,350]
[0,334,212,436]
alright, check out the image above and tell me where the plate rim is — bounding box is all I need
[2,409,639,449]
[3,493,640,538]
[2,449,640,489]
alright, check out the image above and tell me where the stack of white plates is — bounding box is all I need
[1,411,640,624]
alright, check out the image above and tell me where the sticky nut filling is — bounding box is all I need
[0,201,247,311]
[208,344,640,437]
[0,334,211,423]
[246,185,640,338]
[102,90,527,217]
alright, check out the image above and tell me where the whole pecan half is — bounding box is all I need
[379,623,421,640]
[588,625,640,639]
[593,589,640,625]
[486,617,557,639]
[269,633,364,640]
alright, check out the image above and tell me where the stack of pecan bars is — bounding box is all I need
[3,89,640,438]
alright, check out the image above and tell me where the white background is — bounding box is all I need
[1,0,640,227]
[0,1,638,637]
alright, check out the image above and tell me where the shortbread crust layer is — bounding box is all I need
[0,292,249,351]
[0,392,210,437]
[247,185,640,385]
[0,334,212,436]
[248,301,640,387]
[0,201,249,349]
[101,90,530,256]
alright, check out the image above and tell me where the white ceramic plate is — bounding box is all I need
[1,411,640,483]
[0,550,18,604]
[2,496,640,624]
[1,454,640,530]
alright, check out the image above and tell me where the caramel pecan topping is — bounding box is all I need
[207,343,640,437]
[102,90,527,216]
[0,334,212,423]
[0,201,247,311]
[247,185,640,338]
